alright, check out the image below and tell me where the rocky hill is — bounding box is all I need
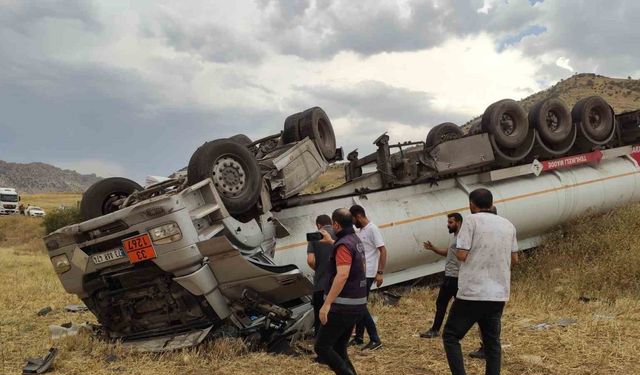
[463,73,640,130]
[0,161,100,193]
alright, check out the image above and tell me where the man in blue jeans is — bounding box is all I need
[348,205,386,351]
[443,189,519,375]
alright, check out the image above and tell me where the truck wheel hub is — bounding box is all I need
[500,113,515,135]
[212,156,246,196]
[588,109,602,129]
[546,110,560,132]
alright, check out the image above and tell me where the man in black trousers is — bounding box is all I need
[307,214,337,337]
[443,190,519,375]
[420,212,463,338]
[315,208,368,375]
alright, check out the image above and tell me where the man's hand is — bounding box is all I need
[375,273,384,287]
[423,241,435,251]
[319,229,335,245]
[319,303,331,325]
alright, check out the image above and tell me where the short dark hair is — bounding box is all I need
[316,214,332,226]
[469,188,493,209]
[349,204,366,218]
[447,212,463,223]
[332,208,353,230]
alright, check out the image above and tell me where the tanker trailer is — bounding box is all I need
[43,95,640,350]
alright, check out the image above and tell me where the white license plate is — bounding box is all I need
[92,248,126,265]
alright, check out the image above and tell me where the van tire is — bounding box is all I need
[80,177,143,220]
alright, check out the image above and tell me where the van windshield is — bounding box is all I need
[0,194,18,202]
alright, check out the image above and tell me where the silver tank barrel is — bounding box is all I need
[273,155,640,287]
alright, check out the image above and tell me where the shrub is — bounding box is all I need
[43,207,81,235]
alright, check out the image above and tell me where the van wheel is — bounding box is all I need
[425,122,463,148]
[80,177,143,220]
[188,139,262,215]
[482,99,529,148]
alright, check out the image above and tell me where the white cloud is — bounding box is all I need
[477,0,500,14]
[555,57,573,72]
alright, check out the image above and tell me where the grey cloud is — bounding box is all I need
[519,0,640,81]
[0,0,101,35]
[287,81,471,153]
[292,81,468,126]
[0,48,283,183]
[143,10,266,63]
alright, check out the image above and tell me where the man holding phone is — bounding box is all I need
[315,208,367,375]
[307,214,336,336]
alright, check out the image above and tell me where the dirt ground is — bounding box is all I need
[1,201,639,374]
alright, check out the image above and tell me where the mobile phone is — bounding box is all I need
[306,232,323,242]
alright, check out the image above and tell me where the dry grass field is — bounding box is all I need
[1,193,640,374]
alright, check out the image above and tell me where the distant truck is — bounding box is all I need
[0,187,20,215]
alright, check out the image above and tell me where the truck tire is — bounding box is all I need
[529,98,573,145]
[297,107,337,160]
[188,139,262,215]
[425,122,463,148]
[572,96,614,142]
[80,177,143,220]
[282,114,302,144]
[229,134,252,147]
[482,99,529,149]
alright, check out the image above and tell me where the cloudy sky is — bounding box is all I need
[1,0,639,182]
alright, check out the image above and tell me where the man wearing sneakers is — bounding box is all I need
[420,212,463,339]
[348,204,386,351]
[443,190,518,375]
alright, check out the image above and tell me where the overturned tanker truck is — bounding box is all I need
[44,95,640,351]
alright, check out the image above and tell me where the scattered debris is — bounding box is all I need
[579,295,598,303]
[64,304,89,313]
[530,318,578,330]
[22,347,58,374]
[593,314,615,321]
[37,307,52,316]
[520,354,543,365]
[49,322,93,339]
[381,291,401,306]
[556,318,578,327]
[531,323,552,330]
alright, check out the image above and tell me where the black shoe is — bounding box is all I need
[313,356,328,365]
[348,338,364,347]
[419,330,439,338]
[361,340,383,351]
[469,346,485,359]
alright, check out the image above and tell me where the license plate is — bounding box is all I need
[122,233,157,264]
[92,248,126,265]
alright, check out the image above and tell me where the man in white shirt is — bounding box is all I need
[443,189,519,375]
[348,204,387,351]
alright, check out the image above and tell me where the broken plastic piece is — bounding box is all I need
[37,307,52,316]
[64,304,89,313]
[49,323,93,339]
[22,347,58,374]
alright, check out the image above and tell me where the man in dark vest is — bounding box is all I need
[314,208,368,375]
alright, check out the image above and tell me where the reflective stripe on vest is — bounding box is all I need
[325,295,368,305]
